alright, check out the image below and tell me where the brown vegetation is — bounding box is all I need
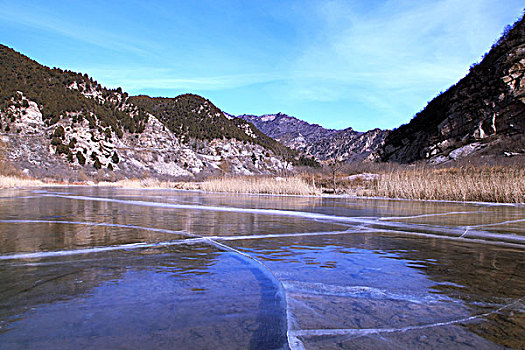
[0,175,44,188]
[374,167,525,203]
[309,163,525,203]
[98,166,525,202]
[201,176,319,195]
[0,146,523,202]
[97,178,199,190]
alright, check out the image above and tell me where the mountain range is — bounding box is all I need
[0,14,523,180]
[238,113,389,162]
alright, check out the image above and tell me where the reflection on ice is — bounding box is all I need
[0,187,523,349]
[0,244,288,350]
[230,232,524,349]
[0,219,190,236]
[38,191,525,247]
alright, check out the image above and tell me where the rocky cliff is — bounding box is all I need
[0,45,291,180]
[379,15,525,164]
[239,113,389,162]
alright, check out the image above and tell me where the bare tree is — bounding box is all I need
[326,144,345,194]
[276,146,293,177]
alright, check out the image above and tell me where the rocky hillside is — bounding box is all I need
[0,45,292,180]
[239,113,389,162]
[379,15,525,164]
[129,95,289,156]
[308,127,389,162]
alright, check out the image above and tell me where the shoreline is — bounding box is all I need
[1,177,523,207]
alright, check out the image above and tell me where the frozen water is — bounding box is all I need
[0,187,523,349]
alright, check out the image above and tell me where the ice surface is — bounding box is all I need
[0,187,523,349]
[43,191,525,247]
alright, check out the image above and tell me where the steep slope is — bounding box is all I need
[239,113,389,161]
[0,45,289,179]
[129,95,289,156]
[0,45,147,136]
[308,128,389,162]
[379,15,525,163]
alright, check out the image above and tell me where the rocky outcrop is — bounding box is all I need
[308,128,389,162]
[379,15,525,163]
[0,45,290,180]
[239,113,389,162]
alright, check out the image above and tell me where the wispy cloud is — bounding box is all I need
[84,67,283,92]
[0,2,154,56]
[1,0,522,130]
[283,0,523,126]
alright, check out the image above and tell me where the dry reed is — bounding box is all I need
[0,175,45,188]
[201,176,320,195]
[97,178,199,190]
[1,166,522,203]
[373,167,525,203]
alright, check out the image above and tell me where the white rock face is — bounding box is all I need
[69,82,105,103]
[261,115,276,122]
[449,143,483,160]
[238,123,258,139]
[19,100,44,128]
[6,93,44,134]
[347,173,379,181]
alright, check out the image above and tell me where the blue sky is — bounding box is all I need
[1,1,523,131]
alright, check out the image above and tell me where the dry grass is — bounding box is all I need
[97,178,199,190]
[370,167,525,203]
[301,165,525,203]
[0,175,200,190]
[1,164,522,203]
[201,176,320,195]
[0,175,45,188]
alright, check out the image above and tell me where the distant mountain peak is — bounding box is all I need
[238,113,388,162]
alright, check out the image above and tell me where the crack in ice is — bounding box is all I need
[379,211,477,221]
[283,281,454,304]
[469,218,525,228]
[0,239,207,260]
[291,297,525,340]
[40,193,525,247]
[202,238,297,349]
[4,191,525,349]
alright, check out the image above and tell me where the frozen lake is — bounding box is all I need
[0,187,523,349]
